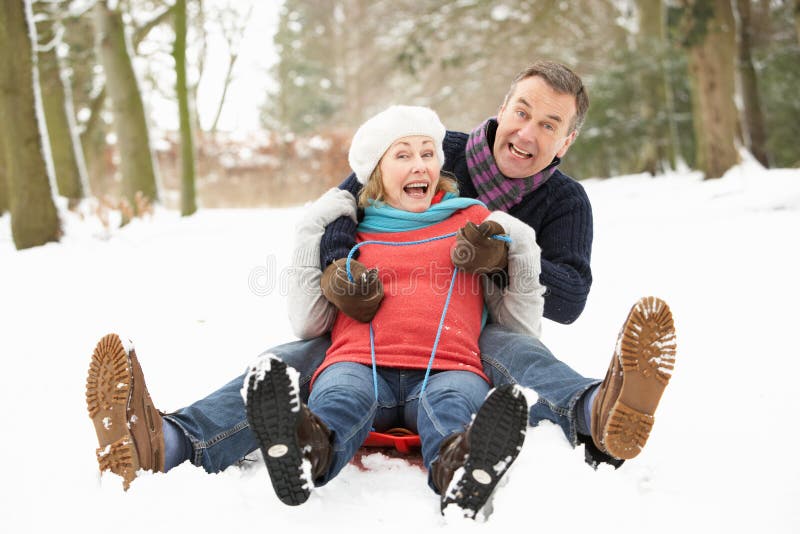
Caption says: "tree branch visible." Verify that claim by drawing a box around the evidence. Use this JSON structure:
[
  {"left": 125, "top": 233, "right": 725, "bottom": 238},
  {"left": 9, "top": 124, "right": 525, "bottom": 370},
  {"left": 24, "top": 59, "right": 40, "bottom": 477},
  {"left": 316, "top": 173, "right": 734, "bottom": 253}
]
[{"left": 132, "top": 5, "right": 175, "bottom": 48}]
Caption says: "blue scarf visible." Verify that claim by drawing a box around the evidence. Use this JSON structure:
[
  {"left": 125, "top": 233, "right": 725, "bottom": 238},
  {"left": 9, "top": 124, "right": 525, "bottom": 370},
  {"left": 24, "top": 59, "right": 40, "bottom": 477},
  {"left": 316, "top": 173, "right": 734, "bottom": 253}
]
[{"left": 359, "top": 193, "right": 486, "bottom": 233}]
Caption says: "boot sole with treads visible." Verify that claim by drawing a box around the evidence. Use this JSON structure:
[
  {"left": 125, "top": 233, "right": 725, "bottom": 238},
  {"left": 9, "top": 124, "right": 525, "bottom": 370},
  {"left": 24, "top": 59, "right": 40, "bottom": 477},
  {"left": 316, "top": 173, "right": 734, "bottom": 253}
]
[
  {"left": 441, "top": 384, "right": 528, "bottom": 519},
  {"left": 244, "top": 355, "right": 311, "bottom": 506}
]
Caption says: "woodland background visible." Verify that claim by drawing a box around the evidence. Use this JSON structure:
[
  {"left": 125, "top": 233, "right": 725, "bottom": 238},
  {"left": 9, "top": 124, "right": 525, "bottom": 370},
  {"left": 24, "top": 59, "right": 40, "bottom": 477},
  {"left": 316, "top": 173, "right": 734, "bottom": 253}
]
[{"left": 1, "top": 0, "right": 798, "bottom": 251}]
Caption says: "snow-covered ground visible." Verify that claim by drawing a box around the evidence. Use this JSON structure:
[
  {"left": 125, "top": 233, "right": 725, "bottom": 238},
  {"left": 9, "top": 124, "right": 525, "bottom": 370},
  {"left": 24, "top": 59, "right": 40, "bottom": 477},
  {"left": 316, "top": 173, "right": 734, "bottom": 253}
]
[{"left": 1, "top": 161, "right": 799, "bottom": 533}]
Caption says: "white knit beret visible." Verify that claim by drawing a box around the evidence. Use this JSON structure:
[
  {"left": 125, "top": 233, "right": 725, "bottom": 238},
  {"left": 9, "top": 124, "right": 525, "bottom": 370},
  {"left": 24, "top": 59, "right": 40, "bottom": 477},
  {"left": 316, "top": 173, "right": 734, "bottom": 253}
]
[{"left": 348, "top": 105, "right": 446, "bottom": 185}]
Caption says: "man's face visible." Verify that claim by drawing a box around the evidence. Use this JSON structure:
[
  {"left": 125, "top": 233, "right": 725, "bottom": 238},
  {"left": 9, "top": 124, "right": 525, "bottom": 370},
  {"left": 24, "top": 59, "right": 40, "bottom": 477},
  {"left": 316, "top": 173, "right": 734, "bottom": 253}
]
[{"left": 493, "top": 75, "right": 578, "bottom": 179}]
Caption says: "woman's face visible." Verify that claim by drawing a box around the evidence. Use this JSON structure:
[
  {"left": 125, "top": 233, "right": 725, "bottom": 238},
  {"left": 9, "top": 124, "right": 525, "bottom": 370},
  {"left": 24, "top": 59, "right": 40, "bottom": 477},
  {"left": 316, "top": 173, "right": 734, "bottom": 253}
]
[{"left": 378, "top": 135, "right": 440, "bottom": 213}]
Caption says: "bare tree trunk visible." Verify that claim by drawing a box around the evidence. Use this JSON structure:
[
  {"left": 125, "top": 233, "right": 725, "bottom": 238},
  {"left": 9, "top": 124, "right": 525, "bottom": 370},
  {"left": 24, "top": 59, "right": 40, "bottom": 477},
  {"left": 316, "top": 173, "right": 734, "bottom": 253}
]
[
  {"left": 636, "top": 0, "right": 676, "bottom": 174},
  {"left": 684, "top": 0, "right": 739, "bottom": 179},
  {"left": 80, "top": 86, "right": 110, "bottom": 192},
  {"left": 795, "top": 0, "right": 800, "bottom": 46},
  {"left": 734, "top": 0, "right": 770, "bottom": 167},
  {"left": 78, "top": 8, "right": 170, "bottom": 197},
  {"left": 93, "top": 0, "right": 159, "bottom": 209},
  {"left": 36, "top": 7, "right": 90, "bottom": 204},
  {"left": 0, "top": 147, "right": 8, "bottom": 215},
  {"left": 209, "top": 54, "right": 237, "bottom": 134},
  {"left": 0, "top": 0, "right": 61, "bottom": 249},
  {"left": 190, "top": 0, "right": 206, "bottom": 137},
  {"left": 206, "top": 4, "right": 253, "bottom": 134},
  {"left": 174, "top": 0, "right": 196, "bottom": 216},
  {"left": 209, "top": 53, "right": 239, "bottom": 135},
  {"left": 342, "top": 0, "right": 366, "bottom": 126},
  {"left": 208, "top": 3, "right": 252, "bottom": 133}
]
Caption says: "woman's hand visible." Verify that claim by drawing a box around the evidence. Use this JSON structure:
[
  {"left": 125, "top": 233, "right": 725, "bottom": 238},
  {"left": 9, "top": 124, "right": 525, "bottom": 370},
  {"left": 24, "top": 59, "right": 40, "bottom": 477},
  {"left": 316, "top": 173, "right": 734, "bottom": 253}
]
[
  {"left": 320, "top": 258, "right": 384, "bottom": 322},
  {"left": 450, "top": 220, "right": 508, "bottom": 273}
]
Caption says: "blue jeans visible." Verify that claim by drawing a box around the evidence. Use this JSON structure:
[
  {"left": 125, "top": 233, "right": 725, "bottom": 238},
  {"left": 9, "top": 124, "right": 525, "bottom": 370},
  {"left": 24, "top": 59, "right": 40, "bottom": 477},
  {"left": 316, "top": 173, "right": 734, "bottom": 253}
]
[
  {"left": 309, "top": 362, "right": 488, "bottom": 489},
  {"left": 165, "top": 326, "right": 598, "bottom": 473},
  {"left": 478, "top": 324, "right": 600, "bottom": 447},
  {"left": 164, "top": 337, "right": 330, "bottom": 473}
]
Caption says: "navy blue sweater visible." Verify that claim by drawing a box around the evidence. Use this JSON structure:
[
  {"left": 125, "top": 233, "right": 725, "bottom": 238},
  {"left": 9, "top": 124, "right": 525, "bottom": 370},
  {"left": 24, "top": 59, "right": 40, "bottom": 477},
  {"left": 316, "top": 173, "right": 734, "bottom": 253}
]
[{"left": 320, "top": 130, "right": 594, "bottom": 324}]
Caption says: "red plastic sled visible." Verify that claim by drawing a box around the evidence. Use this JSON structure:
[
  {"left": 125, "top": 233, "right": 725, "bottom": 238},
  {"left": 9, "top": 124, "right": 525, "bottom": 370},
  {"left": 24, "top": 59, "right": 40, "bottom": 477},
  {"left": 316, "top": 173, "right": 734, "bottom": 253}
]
[{"left": 362, "top": 428, "right": 421, "bottom": 454}]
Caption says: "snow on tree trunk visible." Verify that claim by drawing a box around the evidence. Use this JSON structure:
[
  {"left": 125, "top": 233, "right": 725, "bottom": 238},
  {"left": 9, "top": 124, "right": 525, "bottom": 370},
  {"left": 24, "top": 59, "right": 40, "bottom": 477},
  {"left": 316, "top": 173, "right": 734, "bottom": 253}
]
[
  {"left": 36, "top": 6, "right": 90, "bottom": 204},
  {"left": 734, "top": 0, "right": 770, "bottom": 167},
  {"left": 0, "top": 0, "right": 61, "bottom": 250},
  {"left": 93, "top": 0, "right": 159, "bottom": 210}
]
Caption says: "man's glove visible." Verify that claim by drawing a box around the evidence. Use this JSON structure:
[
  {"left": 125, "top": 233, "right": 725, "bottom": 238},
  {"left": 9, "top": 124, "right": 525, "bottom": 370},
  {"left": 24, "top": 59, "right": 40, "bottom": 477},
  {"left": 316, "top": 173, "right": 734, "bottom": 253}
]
[
  {"left": 450, "top": 220, "right": 509, "bottom": 273},
  {"left": 302, "top": 188, "right": 358, "bottom": 232},
  {"left": 320, "top": 258, "right": 384, "bottom": 323}
]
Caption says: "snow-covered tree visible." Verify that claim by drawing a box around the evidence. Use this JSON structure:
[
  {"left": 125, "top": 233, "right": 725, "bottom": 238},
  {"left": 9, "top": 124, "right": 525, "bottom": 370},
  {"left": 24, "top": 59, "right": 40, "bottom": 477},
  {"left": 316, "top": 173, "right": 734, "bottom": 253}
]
[
  {"left": 92, "top": 0, "right": 160, "bottom": 209},
  {"left": 734, "top": 0, "right": 770, "bottom": 167},
  {"left": 0, "top": 0, "right": 61, "bottom": 249},
  {"left": 35, "top": 0, "right": 90, "bottom": 205}
]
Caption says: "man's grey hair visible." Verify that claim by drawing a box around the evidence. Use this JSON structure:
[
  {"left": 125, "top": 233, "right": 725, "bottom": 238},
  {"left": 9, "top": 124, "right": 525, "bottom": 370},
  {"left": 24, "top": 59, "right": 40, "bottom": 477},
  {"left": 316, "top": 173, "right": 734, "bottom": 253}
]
[{"left": 504, "top": 60, "right": 589, "bottom": 134}]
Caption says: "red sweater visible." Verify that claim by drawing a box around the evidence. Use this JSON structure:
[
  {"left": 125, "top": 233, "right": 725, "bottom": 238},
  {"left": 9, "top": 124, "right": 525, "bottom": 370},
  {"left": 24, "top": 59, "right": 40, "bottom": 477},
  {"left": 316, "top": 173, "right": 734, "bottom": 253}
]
[{"left": 313, "top": 204, "right": 491, "bottom": 387}]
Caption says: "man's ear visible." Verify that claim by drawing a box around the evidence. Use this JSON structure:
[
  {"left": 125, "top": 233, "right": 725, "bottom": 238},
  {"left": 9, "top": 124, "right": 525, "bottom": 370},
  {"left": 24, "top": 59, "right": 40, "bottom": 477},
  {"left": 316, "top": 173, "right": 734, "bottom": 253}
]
[
  {"left": 496, "top": 103, "right": 506, "bottom": 120},
  {"left": 556, "top": 130, "right": 578, "bottom": 158}
]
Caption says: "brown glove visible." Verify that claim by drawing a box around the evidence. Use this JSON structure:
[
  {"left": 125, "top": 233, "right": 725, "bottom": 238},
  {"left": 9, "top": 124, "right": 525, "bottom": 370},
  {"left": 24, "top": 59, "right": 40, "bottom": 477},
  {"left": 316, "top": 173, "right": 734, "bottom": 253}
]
[
  {"left": 320, "top": 258, "right": 384, "bottom": 323},
  {"left": 450, "top": 220, "right": 509, "bottom": 273}
]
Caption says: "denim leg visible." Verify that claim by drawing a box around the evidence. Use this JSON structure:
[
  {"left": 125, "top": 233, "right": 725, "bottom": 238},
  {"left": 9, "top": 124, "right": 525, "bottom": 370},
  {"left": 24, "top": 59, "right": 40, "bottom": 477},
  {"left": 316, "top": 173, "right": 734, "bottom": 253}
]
[
  {"left": 272, "top": 335, "right": 331, "bottom": 403},
  {"left": 410, "top": 371, "right": 490, "bottom": 478},
  {"left": 165, "top": 336, "right": 331, "bottom": 473},
  {"left": 371, "top": 368, "right": 406, "bottom": 432},
  {"left": 308, "top": 362, "right": 384, "bottom": 485},
  {"left": 479, "top": 324, "right": 600, "bottom": 446}
]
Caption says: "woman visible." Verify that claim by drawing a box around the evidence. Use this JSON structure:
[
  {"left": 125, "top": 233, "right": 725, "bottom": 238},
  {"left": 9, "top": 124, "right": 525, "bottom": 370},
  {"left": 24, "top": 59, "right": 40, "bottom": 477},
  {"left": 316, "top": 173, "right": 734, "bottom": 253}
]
[{"left": 244, "top": 106, "right": 545, "bottom": 519}]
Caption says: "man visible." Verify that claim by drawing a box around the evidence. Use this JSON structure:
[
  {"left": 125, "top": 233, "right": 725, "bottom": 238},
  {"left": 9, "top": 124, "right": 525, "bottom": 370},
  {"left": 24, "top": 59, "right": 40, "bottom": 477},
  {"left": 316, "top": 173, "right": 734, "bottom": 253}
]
[{"left": 86, "top": 61, "right": 677, "bottom": 495}]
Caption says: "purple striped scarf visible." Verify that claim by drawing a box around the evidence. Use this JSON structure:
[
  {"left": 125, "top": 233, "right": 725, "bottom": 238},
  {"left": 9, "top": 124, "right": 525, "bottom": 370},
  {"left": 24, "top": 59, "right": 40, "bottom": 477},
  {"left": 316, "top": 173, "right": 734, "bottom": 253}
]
[{"left": 466, "top": 117, "right": 557, "bottom": 212}]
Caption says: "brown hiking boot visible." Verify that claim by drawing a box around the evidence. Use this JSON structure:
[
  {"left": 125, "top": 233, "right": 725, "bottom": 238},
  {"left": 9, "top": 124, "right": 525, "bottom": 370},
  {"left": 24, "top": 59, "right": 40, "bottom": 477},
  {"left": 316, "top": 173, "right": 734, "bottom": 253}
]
[
  {"left": 591, "top": 296, "right": 677, "bottom": 460},
  {"left": 244, "top": 354, "right": 333, "bottom": 506},
  {"left": 430, "top": 432, "right": 468, "bottom": 496},
  {"left": 86, "top": 334, "right": 165, "bottom": 490}
]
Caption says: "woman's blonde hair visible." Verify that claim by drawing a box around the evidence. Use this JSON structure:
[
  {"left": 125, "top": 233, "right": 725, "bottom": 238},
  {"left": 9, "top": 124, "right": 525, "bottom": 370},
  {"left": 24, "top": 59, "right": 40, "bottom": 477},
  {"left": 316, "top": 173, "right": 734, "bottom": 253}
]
[{"left": 358, "top": 168, "right": 459, "bottom": 208}]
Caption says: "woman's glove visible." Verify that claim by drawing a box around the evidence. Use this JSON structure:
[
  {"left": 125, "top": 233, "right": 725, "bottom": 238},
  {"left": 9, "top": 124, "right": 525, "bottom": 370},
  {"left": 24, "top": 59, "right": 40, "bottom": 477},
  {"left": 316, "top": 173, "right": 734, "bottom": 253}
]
[
  {"left": 450, "top": 220, "right": 509, "bottom": 273},
  {"left": 320, "top": 258, "right": 384, "bottom": 323}
]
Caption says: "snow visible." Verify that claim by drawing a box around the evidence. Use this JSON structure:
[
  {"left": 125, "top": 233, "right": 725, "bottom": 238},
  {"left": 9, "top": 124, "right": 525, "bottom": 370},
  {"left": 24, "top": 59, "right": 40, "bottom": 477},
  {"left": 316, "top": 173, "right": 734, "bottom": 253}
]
[
  {"left": 1, "top": 161, "right": 800, "bottom": 532},
  {"left": 242, "top": 353, "right": 301, "bottom": 414}
]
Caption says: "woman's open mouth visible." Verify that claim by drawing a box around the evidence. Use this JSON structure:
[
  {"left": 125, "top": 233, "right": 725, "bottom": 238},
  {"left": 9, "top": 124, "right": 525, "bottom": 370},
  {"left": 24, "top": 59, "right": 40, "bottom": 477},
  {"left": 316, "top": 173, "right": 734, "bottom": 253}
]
[{"left": 403, "top": 182, "right": 429, "bottom": 198}]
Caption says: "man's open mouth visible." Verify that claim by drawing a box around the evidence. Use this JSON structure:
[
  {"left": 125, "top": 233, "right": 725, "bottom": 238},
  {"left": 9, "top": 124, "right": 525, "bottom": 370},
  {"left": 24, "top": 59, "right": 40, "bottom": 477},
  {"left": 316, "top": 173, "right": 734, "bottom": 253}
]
[{"left": 509, "top": 143, "right": 532, "bottom": 159}]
